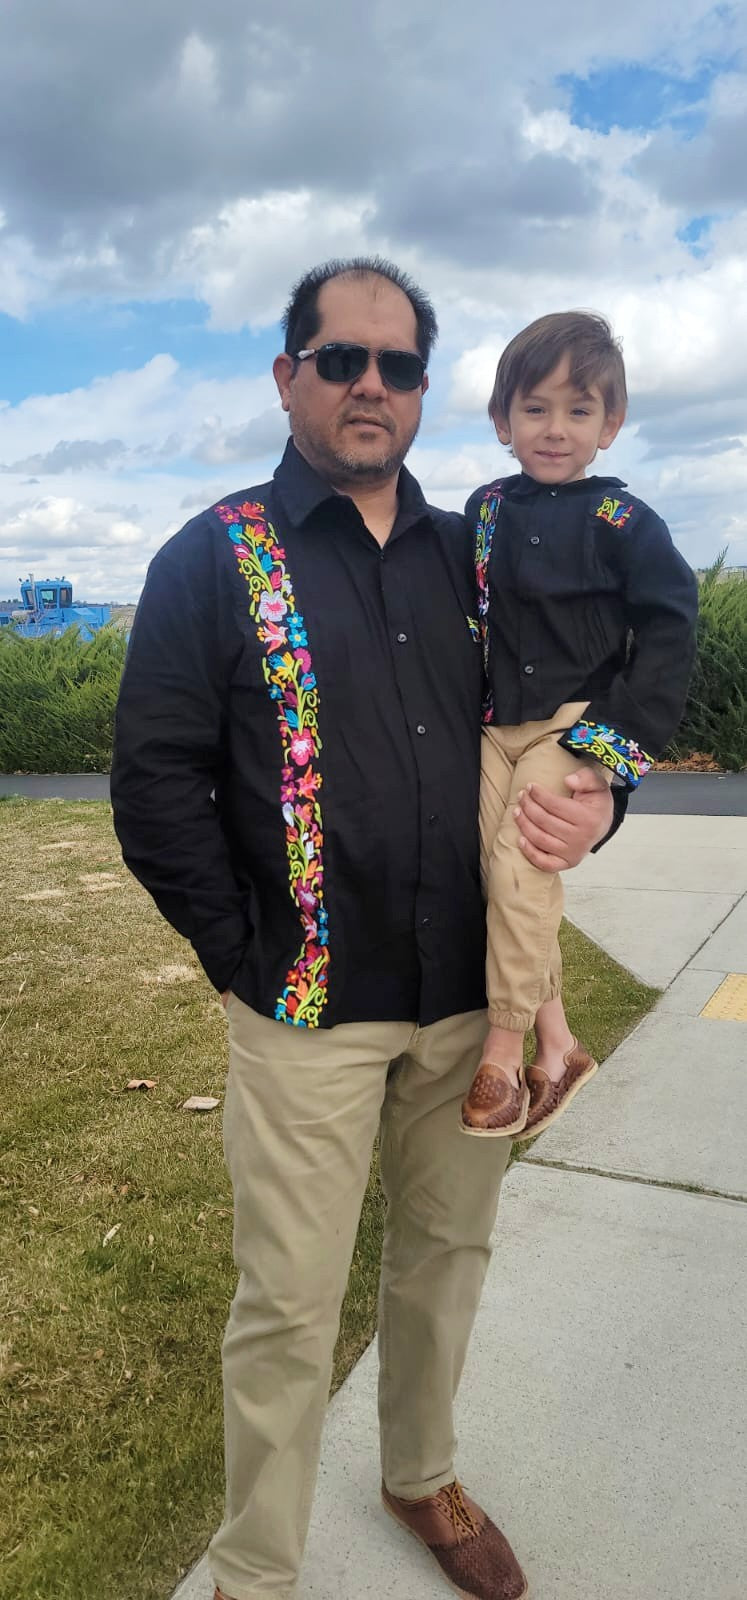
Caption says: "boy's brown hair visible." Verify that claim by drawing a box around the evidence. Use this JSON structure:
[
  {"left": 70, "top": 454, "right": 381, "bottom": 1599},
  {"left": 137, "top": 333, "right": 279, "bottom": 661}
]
[{"left": 488, "top": 311, "right": 627, "bottom": 422}]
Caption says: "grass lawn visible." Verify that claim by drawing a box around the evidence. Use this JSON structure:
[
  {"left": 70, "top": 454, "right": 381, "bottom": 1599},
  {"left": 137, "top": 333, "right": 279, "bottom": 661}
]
[{"left": 0, "top": 799, "right": 658, "bottom": 1600}]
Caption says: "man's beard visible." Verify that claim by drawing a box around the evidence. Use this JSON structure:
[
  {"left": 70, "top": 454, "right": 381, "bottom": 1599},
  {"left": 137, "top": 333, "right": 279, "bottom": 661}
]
[
  {"left": 292, "top": 411, "right": 421, "bottom": 488},
  {"left": 331, "top": 439, "right": 410, "bottom": 481}
]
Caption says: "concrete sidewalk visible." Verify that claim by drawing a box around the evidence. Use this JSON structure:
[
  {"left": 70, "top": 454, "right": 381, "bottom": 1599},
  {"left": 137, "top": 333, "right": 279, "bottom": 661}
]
[{"left": 175, "top": 813, "right": 746, "bottom": 1600}]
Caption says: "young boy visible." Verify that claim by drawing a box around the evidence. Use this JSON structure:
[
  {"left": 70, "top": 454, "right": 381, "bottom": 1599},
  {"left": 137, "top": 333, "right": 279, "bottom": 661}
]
[{"left": 461, "top": 311, "right": 698, "bottom": 1139}]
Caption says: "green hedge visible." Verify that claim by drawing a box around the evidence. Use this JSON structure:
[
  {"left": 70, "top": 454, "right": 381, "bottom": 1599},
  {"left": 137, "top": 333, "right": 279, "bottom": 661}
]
[
  {"left": 0, "top": 626, "right": 127, "bottom": 773},
  {"left": 666, "top": 556, "right": 747, "bottom": 772},
  {"left": 1, "top": 564, "right": 745, "bottom": 773}
]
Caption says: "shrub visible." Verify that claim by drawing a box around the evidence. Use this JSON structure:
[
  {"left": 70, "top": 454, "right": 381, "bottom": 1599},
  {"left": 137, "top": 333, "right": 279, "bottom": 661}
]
[
  {"left": 666, "top": 554, "right": 747, "bottom": 772},
  {"left": 1, "top": 563, "right": 745, "bottom": 773},
  {"left": 0, "top": 625, "right": 127, "bottom": 773}
]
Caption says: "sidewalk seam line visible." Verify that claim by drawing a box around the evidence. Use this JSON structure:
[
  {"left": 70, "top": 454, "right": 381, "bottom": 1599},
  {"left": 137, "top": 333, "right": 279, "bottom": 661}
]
[
  {"left": 665, "top": 885, "right": 747, "bottom": 988},
  {"left": 567, "top": 885, "right": 746, "bottom": 992},
  {"left": 519, "top": 1155, "right": 746, "bottom": 1204}
]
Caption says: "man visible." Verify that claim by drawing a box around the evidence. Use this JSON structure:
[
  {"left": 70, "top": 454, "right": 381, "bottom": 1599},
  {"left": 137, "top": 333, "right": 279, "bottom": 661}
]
[{"left": 111, "top": 258, "right": 620, "bottom": 1600}]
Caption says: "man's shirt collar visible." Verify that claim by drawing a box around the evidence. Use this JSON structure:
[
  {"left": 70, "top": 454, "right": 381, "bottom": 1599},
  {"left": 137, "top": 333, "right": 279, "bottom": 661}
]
[{"left": 273, "top": 435, "right": 430, "bottom": 536}]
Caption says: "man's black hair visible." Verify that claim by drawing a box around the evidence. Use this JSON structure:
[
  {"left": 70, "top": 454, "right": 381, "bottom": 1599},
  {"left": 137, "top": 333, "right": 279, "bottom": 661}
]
[{"left": 282, "top": 257, "right": 438, "bottom": 364}]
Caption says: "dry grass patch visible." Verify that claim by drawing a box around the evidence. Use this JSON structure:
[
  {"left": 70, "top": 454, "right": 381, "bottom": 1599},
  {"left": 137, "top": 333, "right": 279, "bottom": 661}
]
[{"left": 0, "top": 798, "right": 655, "bottom": 1600}]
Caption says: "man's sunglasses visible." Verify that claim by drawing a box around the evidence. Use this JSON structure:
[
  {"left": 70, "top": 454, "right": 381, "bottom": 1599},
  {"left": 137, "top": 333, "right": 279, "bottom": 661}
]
[{"left": 294, "top": 343, "right": 426, "bottom": 392}]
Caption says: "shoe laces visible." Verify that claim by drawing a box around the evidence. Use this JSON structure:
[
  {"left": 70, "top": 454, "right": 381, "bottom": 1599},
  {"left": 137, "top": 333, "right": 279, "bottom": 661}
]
[{"left": 437, "top": 1479, "right": 482, "bottom": 1542}]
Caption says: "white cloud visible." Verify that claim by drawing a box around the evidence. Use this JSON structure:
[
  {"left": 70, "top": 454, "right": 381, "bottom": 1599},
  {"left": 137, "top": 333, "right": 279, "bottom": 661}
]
[
  {"left": 0, "top": 356, "right": 277, "bottom": 464},
  {"left": 0, "top": 0, "right": 746, "bottom": 588},
  {"left": 0, "top": 359, "right": 285, "bottom": 598},
  {"left": 176, "top": 192, "right": 375, "bottom": 332}
]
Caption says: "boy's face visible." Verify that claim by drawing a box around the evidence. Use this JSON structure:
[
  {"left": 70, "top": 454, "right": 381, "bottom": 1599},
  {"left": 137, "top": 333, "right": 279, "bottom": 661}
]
[{"left": 493, "top": 353, "right": 624, "bottom": 485}]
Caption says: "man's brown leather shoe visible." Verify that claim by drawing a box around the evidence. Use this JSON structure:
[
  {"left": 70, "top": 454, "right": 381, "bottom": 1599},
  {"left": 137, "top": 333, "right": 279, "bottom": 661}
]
[
  {"left": 513, "top": 1039, "right": 597, "bottom": 1141},
  {"left": 382, "top": 1478, "right": 527, "bottom": 1599}
]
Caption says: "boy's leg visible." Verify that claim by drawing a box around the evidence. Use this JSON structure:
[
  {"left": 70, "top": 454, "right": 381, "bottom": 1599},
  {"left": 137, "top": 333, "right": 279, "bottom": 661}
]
[
  {"left": 478, "top": 723, "right": 514, "bottom": 901},
  {"left": 463, "top": 727, "right": 528, "bottom": 1132},
  {"left": 465, "top": 704, "right": 602, "bottom": 1134},
  {"left": 209, "top": 998, "right": 414, "bottom": 1600},
  {"left": 482, "top": 703, "right": 593, "bottom": 1033}
]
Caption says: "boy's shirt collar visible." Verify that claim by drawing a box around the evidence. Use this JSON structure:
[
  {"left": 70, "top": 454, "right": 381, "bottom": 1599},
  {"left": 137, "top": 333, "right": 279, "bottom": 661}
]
[{"left": 504, "top": 471, "right": 627, "bottom": 499}]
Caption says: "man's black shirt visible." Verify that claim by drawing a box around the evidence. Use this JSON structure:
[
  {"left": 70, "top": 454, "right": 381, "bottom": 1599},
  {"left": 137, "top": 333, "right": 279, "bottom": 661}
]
[
  {"left": 112, "top": 443, "right": 626, "bottom": 1029},
  {"left": 112, "top": 440, "right": 491, "bottom": 1026}
]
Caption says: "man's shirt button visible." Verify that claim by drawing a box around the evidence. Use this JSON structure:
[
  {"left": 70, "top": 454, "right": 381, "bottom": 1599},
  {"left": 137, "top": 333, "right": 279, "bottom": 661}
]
[
  {"left": 420, "top": 915, "right": 431, "bottom": 927},
  {"left": 550, "top": 488, "right": 558, "bottom": 496},
  {"left": 530, "top": 536, "right": 540, "bottom": 545},
  {"left": 523, "top": 664, "right": 535, "bottom": 675},
  {"left": 428, "top": 813, "right": 439, "bottom": 825},
  {"left": 416, "top": 724, "right": 427, "bottom": 735},
  {"left": 397, "top": 632, "right": 408, "bottom": 643}
]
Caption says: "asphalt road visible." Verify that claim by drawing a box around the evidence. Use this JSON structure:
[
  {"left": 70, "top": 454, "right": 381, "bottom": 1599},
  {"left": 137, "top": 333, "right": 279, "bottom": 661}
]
[
  {"left": 0, "top": 773, "right": 112, "bottom": 800},
  {"left": 1, "top": 770, "right": 746, "bottom": 815},
  {"left": 629, "top": 771, "right": 747, "bottom": 815}
]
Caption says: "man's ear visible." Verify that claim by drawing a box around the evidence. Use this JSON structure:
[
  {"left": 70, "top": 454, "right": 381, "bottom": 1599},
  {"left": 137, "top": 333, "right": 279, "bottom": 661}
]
[
  {"left": 273, "top": 353, "right": 295, "bottom": 413},
  {"left": 492, "top": 411, "right": 512, "bottom": 448},
  {"left": 422, "top": 372, "right": 429, "bottom": 396},
  {"left": 598, "top": 411, "right": 625, "bottom": 451}
]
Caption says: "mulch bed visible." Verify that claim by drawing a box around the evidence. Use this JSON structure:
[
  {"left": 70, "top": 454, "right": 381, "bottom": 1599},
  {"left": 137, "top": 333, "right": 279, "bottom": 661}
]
[{"left": 653, "top": 752, "right": 723, "bottom": 772}]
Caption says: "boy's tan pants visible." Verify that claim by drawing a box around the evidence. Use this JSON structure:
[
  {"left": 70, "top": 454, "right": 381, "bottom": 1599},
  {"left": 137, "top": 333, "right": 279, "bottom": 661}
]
[
  {"left": 480, "top": 701, "right": 608, "bottom": 1033},
  {"left": 208, "top": 997, "right": 510, "bottom": 1600}
]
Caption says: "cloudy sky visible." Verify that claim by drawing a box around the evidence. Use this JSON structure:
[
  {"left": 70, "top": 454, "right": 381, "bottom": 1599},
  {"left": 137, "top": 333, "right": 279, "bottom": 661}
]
[{"left": 1, "top": 1, "right": 746, "bottom": 600}]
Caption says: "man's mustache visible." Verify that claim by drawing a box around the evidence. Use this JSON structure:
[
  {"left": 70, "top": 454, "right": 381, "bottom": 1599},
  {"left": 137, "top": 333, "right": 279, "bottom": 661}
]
[{"left": 340, "top": 410, "right": 396, "bottom": 434}]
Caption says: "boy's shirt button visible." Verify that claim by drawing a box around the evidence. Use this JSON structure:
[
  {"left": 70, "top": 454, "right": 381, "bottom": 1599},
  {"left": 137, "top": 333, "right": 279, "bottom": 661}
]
[{"left": 530, "top": 536, "right": 540, "bottom": 545}]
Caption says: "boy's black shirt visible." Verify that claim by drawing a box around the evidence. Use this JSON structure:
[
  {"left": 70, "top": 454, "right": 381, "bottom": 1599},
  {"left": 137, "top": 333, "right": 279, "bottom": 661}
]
[
  {"left": 466, "top": 472, "right": 698, "bottom": 767},
  {"left": 111, "top": 443, "right": 626, "bottom": 1026}
]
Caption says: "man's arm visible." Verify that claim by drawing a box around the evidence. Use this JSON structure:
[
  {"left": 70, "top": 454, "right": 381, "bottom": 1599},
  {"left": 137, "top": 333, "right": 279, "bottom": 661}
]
[
  {"left": 514, "top": 763, "right": 625, "bottom": 873},
  {"left": 111, "top": 535, "right": 250, "bottom": 992}
]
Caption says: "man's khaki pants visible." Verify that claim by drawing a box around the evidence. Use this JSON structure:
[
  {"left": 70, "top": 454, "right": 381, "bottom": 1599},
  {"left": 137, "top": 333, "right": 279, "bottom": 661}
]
[
  {"left": 480, "top": 701, "right": 608, "bottom": 1032},
  {"left": 208, "top": 999, "right": 511, "bottom": 1599}
]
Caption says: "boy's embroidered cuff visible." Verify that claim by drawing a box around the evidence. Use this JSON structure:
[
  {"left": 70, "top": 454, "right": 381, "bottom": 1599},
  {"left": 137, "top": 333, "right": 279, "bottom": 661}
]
[{"left": 558, "top": 719, "right": 653, "bottom": 790}]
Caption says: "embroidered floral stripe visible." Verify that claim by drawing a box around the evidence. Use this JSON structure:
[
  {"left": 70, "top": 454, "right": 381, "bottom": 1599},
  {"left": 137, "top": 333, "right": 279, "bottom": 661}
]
[
  {"left": 474, "top": 487, "right": 503, "bottom": 725},
  {"left": 215, "top": 499, "right": 330, "bottom": 1027},
  {"left": 559, "top": 719, "right": 653, "bottom": 789}
]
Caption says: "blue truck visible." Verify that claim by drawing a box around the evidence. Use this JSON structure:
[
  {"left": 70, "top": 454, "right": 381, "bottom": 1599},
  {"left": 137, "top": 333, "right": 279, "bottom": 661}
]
[{"left": 0, "top": 577, "right": 111, "bottom": 640}]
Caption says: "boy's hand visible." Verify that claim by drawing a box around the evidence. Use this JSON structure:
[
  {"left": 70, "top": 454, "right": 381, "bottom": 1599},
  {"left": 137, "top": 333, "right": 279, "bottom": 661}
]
[{"left": 514, "top": 766, "right": 613, "bottom": 872}]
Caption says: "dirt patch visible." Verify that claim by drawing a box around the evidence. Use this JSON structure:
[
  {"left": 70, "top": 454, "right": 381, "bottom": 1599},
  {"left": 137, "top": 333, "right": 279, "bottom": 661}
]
[
  {"left": 138, "top": 964, "right": 199, "bottom": 985},
  {"left": 78, "top": 873, "right": 124, "bottom": 894}
]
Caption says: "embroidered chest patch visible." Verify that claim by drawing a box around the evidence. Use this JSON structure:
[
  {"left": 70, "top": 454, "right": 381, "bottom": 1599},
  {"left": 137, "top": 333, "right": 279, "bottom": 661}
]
[
  {"left": 215, "top": 500, "right": 330, "bottom": 1027},
  {"left": 595, "top": 496, "right": 633, "bottom": 528}
]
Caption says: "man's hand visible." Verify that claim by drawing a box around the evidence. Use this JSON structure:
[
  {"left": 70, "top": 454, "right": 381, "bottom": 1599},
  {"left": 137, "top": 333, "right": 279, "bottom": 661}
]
[
  {"left": 514, "top": 764, "right": 613, "bottom": 873},
  {"left": 220, "top": 990, "right": 230, "bottom": 1009}
]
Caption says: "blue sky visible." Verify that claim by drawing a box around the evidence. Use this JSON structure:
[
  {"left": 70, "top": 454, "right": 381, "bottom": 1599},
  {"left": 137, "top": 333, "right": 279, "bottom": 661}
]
[
  {"left": 560, "top": 60, "right": 720, "bottom": 134},
  {"left": 1, "top": 2, "right": 745, "bottom": 599}
]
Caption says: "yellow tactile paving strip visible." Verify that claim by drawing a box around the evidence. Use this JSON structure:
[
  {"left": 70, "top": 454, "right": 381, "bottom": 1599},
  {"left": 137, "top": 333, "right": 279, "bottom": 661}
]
[{"left": 700, "top": 974, "right": 747, "bottom": 1022}]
